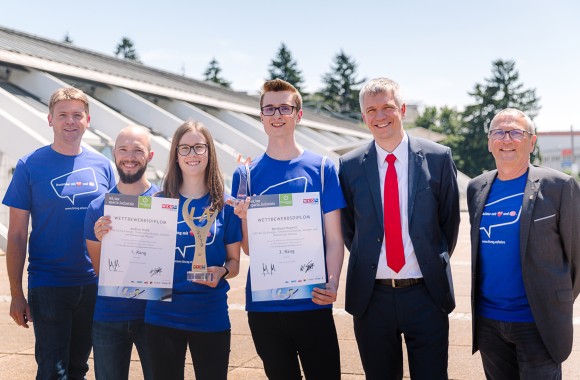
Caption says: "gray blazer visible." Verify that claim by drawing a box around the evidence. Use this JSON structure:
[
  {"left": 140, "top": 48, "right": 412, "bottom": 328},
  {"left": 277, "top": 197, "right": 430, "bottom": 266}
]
[
  {"left": 467, "top": 164, "right": 580, "bottom": 363},
  {"left": 339, "top": 136, "right": 460, "bottom": 317}
]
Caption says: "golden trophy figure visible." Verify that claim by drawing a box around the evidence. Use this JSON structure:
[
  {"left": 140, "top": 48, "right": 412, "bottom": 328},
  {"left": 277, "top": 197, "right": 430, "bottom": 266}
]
[{"left": 181, "top": 198, "right": 219, "bottom": 282}]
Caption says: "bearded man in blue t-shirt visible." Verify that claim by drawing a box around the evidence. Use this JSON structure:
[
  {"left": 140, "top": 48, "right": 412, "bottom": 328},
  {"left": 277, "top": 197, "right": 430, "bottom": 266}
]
[
  {"left": 3, "top": 87, "right": 115, "bottom": 379},
  {"left": 85, "top": 125, "right": 157, "bottom": 380}
]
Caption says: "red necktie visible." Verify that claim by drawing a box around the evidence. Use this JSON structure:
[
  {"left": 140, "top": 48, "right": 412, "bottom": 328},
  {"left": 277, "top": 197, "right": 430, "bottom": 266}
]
[{"left": 384, "top": 154, "right": 405, "bottom": 273}]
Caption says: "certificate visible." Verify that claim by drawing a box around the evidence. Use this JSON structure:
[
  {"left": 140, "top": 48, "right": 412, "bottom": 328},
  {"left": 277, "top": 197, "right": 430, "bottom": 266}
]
[
  {"left": 247, "top": 192, "right": 326, "bottom": 301},
  {"left": 99, "top": 194, "right": 178, "bottom": 301}
]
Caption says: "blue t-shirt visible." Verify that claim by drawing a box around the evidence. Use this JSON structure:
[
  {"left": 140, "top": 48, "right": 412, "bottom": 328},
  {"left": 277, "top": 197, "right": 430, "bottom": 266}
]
[
  {"left": 145, "top": 193, "right": 242, "bottom": 332},
  {"left": 477, "top": 172, "right": 534, "bottom": 322},
  {"left": 231, "top": 150, "right": 346, "bottom": 312},
  {"left": 2, "top": 146, "right": 115, "bottom": 288},
  {"left": 84, "top": 184, "right": 160, "bottom": 322}
]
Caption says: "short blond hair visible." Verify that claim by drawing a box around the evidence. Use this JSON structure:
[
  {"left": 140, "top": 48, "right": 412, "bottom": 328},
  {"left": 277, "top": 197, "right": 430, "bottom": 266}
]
[{"left": 49, "top": 87, "right": 89, "bottom": 114}]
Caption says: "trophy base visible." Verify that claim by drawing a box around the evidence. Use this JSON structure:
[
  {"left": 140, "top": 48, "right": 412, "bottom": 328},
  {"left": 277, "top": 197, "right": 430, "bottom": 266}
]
[{"left": 187, "top": 271, "right": 214, "bottom": 282}]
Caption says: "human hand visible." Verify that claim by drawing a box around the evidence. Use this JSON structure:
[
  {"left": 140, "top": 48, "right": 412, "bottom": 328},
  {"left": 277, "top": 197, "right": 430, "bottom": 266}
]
[
  {"left": 230, "top": 196, "right": 250, "bottom": 219},
  {"left": 193, "top": 266, "right": 226, "bottom": 288},
  {"left": 94, "top": 216, "right": 112, "bottom": 242},
  {"left": 10, "top": 295, "right": 31, "bottom": 328},
  {"left": 312, "top": 283, "right": 338, "bottom": 305}
]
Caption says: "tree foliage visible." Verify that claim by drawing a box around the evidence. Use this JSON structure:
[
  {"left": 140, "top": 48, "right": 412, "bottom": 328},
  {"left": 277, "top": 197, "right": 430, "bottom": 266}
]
[
  {"left": 457, "top": 59, "right": 540, "bottom": 177},
  {"left": 268, "top": 43, "right": 305, "bottom": 93},
  {"left": 319, "top": 50, "right": 365, "bottom": 117},
  {"left": 114, "top": 37, "right": 142, "bottom": 63},
  {"left": 203, "top": 58, "right": 231, "bottom": 88}
]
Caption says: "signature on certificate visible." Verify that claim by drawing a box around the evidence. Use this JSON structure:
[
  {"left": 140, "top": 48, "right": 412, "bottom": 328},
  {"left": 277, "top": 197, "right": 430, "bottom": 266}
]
[
  {"left": 300, "top": 260, "right": 314, "bottom": 273},
  {"left": 109, "top": 259, "right": 121, "bottom": 272},
  {"left": 262, "top": 263, "right": 276, "bottom": 276},
  {"left": 149, "top": 267, "right": 163, "bottom": 277}
]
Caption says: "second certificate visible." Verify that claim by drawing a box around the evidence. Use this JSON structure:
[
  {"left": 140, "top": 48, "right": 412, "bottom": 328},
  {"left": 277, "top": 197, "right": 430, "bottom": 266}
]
[{"left": 247, "top": 192, "right": 326, "bottom": 301}]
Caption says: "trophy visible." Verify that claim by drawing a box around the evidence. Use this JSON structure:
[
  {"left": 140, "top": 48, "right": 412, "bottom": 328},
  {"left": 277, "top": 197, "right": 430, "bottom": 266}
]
[
  {"left": 237, "top": 169, "right": 248, "bottom": 200},
  {"left": 182, "top": 198, "right": 219, "bottom": 282}
]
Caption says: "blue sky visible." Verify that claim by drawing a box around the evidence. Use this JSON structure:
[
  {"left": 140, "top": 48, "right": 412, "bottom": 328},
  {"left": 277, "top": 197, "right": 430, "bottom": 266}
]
[{"left": 2, "top": 0, "right": 578, "bottom": 132}]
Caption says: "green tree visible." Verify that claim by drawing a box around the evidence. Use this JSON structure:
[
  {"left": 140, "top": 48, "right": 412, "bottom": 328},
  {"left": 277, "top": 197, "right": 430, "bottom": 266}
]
[
  {"left": 267, "top": 43, "right": 305, "bottom": 93},
  {"left": 203, "top": 58, "right": 231, "bottom": 88},
  {"left": 320, "top": 50, "right": 365, "bottom": 117},
  {"left": 415, "top": 106, "right": 462, "bottom": 136},
  {"left": 458, "top": 59, "right": 540, "bottom": 177},
  {"left": 114, "top": 37, "right": 142, "bottom": 63},
  {"left": 414, "top": 106, "right": 465, "bottom": 168}
]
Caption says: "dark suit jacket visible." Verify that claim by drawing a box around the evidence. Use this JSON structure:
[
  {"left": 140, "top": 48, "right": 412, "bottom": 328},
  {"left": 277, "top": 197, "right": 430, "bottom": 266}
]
[
  {"left": 339, "top": 136, "right": 460, "bottom": 317},
  {"left": 467, "top": 165, "right": 580, "bottom": 363}
]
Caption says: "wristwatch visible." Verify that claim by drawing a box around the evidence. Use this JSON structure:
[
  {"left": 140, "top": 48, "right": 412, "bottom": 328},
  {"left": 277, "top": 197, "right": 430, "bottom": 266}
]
[{"left": 220, "top": 266, "right": 230, "bottom": 280}]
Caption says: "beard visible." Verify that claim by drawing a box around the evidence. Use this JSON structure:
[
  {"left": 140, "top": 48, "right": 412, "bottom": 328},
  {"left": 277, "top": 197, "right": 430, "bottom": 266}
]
[{"left": 117, "top": 163, "right": 148, "bottom": 184}]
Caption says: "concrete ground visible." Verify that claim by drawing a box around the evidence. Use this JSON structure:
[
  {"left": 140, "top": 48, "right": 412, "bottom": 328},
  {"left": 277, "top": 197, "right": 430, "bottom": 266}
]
[{"left": 0, "top": 211, "right": 578, "bottom": 379}]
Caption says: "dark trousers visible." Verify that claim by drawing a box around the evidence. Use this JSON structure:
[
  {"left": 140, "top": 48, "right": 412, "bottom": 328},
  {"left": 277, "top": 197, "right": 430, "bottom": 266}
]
[
  {"left": 28, "top": 284, "right": 97, "bottom": 380},
  {"left": 476, "top": 316, "right": 561, "bottom": 380},
  {"left": 353, "top": 282, "right": 449, "bottom": 380},
  {"left": 248, "top": 308, "right": 341, "bottom": 380},
  {"left": 145, "top": 323, "right": 230, "bottom": 380},
  {"left": 92, "top": 319, "right": 153, "bottom": 380}
]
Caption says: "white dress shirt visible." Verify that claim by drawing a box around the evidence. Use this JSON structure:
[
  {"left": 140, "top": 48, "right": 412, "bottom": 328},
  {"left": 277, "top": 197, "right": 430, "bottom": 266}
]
[{"left": 374, "top": 133, "right": 423, "bottom": 279}]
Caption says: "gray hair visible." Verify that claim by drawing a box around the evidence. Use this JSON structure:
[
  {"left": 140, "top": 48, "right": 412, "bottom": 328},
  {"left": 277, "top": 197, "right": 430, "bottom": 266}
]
[
  {"left": 359, "top": 77, "right": 404, "bottom": 112},
  {"left": 490, "top": 108, "right": 536, "bottom": 134}
]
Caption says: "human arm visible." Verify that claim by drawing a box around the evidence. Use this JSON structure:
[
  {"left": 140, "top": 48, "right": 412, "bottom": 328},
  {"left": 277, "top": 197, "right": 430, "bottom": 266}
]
[
  {"left": 338, "top": 158, "right": 355, "bottom": 251},
  {"left": 312, "top": 209, "right": 344, "bottom": 305},
  {"left": 195, "top": 242, "right": 241, "bottom": 288},
  {"left": 6, "top": 207, "right": 31, "bottom": 328},
  {"left": 439, "top": 148, "right": 460, "bottom": 256},
  {"left": 85, "top": 212, "right": 112, "bottom": 276},
  {"left": 232, "top": 197, "right": 250, "bottom": 255},
  {"left": 561, "top": 176, "right": 580, "bottom": 299}
]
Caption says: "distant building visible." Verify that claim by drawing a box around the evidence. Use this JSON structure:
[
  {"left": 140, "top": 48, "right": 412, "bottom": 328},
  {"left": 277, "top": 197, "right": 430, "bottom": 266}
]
[
  {"left": 0, "top": 25, "right": 466, "bottom": 249},
  {"left": 537, "top": 131, "right": 580, "bottom": 176}
]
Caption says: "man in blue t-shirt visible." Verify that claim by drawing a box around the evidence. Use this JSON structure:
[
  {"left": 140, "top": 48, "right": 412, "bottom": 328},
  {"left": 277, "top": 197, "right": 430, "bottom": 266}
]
[
  {"left": 468, "top": 108, "right": 580, "bottom": 379},
  {"left": 231, "top": 79, "right": 346, "bottom": 380},
  {"left": 2, "top": 87, "right": 116, "bottom": 379},
  {"left": 84, "top": 125, "right": 157, "bottom": 380}
]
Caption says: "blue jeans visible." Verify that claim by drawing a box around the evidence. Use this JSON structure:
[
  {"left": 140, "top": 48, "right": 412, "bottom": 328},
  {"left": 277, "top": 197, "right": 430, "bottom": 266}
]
[
  {"left": 92, "top": 320, "right": 153, "bottom": 380},
  {"left": 28, "top": 284, "right": 97, "bottom": 380},
  {"left": 476, "top": 316, "right": 562, "bottom": 380}
]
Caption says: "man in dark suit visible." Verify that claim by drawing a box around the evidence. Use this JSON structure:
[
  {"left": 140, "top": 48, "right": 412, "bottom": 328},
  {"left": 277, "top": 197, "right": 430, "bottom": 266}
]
[
  {"left": 339, "top": 77, "right": 460, "bottom": 380},
  {"left": 467, "top": 108, "right": 580, "bottom": 379}
]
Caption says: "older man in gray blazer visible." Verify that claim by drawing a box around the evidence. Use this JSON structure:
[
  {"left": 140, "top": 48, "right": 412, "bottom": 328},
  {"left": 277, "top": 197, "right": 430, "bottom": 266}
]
[{"left": 467, "top": 108, "right": 580, "bottom": 379}]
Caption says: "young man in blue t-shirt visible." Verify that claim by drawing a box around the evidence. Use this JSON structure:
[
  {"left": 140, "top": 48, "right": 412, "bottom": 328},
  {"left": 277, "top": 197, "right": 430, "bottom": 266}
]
[
  {"left": 2, "top": 87, "right": 116, "bottom": 379},
  {"left": 231, "top": 79, "right": 346, "bottom": 379},
  {"left": 85, "top": 125, "right": 157, "bottom": 380}
]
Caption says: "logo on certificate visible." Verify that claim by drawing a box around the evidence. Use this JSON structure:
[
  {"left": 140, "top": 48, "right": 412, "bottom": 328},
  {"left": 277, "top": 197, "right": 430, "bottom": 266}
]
[
  {"left": 279, "top": 193, "right": 293, "bottom": 207},
  {"left": 138, "top": 196, "right": 152, "bottom": 209}
]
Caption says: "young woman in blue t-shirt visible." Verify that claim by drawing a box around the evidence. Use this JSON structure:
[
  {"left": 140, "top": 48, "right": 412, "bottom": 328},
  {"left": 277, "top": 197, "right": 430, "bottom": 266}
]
[{"left": 145, "top": 121, "right": 242, "bottom": 380}]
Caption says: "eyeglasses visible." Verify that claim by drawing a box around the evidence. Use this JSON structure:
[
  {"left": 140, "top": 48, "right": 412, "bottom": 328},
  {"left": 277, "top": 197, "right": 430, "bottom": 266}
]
[
  {"left": 177, "top": 143, "right": 208, "bottom": 156},
  {"left": 261, "top": 105, "right": 296, "bottom": 116},
  {"left": 488, "top": 129, "right": 534, "bottom": 141}
]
